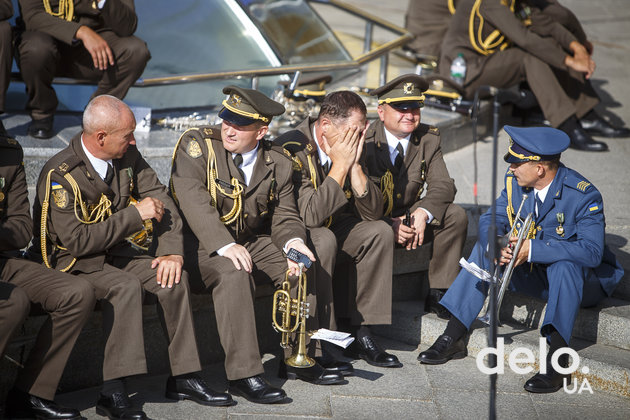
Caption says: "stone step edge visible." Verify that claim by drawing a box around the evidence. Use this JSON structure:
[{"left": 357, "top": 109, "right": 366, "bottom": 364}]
[{"left": 420, "top": 313, "right": 630, "bottom": 399}]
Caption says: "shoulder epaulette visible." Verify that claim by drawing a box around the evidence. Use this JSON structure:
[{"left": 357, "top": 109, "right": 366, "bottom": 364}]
[
  {"left": 416, "top": 123, "right": 440, "bottom": 137},
  {"left": 199, "top": 125, "right": 221, "bottom": 140},
  {"left": 54, "top": 155, "right": 82, "bottom": 175},
  {"left": 567, "top": 179, "right": 592, "bottom": 193},
  {"left": 274, "top": 129, "right": 310, "bottom": 155}
]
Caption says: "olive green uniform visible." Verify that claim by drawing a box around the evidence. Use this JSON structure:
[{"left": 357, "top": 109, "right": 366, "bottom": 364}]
[
  {"left": 17, "top": 0, "right": 150, "bottom": 120},
  {"left": 276, "top": 118, "right": 395, "bottom": 326},
  {"left": 1, "top": 137, "right": 94, "bottom": 400},
  {"left": 364, "top": 120, "right": 468, "bottom": 289},
  {"left": 0, "top": 0, "right": 13, "bottom": 114},
  {"left": 405, "top": 0, "right": 457, "bottom": 57},
  {"left": 32, "top": 134, "right": 201, "bottom": 382},
  {"left": 170, "top": 125, "right": 330, "bottom": 378},
  {"left": 439, "top": 0, "right": 599, "bottom": 127}
]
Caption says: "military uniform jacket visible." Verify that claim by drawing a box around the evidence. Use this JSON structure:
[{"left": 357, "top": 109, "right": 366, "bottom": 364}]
[
  {"left": 0, "top": 0, "right": 13, "bottom": 21},
  {"left": 0, "top": 138, "right": 32, "bottom": 256},
  {"left": 33, "top": 134, "right": 184, "bottom": 274},
  {"left": 275, "top": 118, "right": 383, "bottom": 228},
  {"left": 364, "top": 120, "right": 456, "bottom": 226},
  {"left": 170, "top": 125, "right": 306, "bottom": 255},
  {"left": 440, "top": 0, "right": 578, "bottom": 86},
  {"left": 19, "top": 0, "right": 138, "bottom": 45},
  {"left": 478, "top": 165, "right": 623, "bottom": 296}
]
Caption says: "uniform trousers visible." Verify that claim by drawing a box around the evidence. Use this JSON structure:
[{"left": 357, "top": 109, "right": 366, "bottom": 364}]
[
  {"left": 463, "top": 47, "right": 599, "bottom": 128},
  {"left": 0, "top": 20, "right": 11, "bottom": 113},
  {"left": 330, "top": 218, "right": 394, "bottom": 326},
  {"left": 17, "top": 30, "right": 150, "bottom": 120},
  {"left": 77, "top": 256, "right": 201, "bottom": 382},
  {"left": 1, "top": 258, "right": 95, "bottom": 400},
  {"left": 421, "top": 203, "right": 468, "bottom": 289},
  {"left": 440, "top": 242, "right": 607, "bottom": 345}
]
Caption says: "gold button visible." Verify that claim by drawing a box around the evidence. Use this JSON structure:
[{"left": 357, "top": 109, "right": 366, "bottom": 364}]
[
  {"left": 396, "top": 193, "right": 402, "bottom": 199},
  {"left": 244, "top": 213, "right": 248, "bottom": 219}
]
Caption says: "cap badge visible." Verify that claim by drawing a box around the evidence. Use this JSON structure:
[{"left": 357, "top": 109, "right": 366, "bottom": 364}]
[
  {"left": 403, "top": 83, "right": 414, "bottom": 95},
  {"left": 229, "top": 94, "right": 242, "bottom": 107}
]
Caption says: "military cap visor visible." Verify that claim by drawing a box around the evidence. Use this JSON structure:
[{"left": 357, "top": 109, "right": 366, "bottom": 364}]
[
  {"left": 389, "top": 101, "right": 423, "bottom": 110},
  {"left": 503, "top": 125, "right": 570, "bottom": 163},
  {"left": 220, "top": 85, "right": 285, "bottom": 126},
  {"left": 370, "top": 74, "right": 429, "bottom": 106}
]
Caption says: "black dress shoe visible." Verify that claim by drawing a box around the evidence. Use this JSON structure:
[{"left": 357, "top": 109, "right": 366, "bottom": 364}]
[
  {"left": 418, "top": 334, "right": 467, "bottom": 365},
  {"left": 315, "top": 355, "right": 354, "bottom": 376},
  {"left": 4, "top": 388, "right": 81, "bottom": 419},
  {"left": 279, "top": 361, "right": 346, "bottom": 385},
  {"left": 566, "top": 126, "right": 608, "bottom": 152},
  {"left": 425, "top": 289, "right": 451, "bottom": 320},
  {"left": 524, "top": 354, "right": 570, "bottom": 393},
  {"left": 580, "top": 115, "right": 630, "bottom": 138},
  {"left": 95, "top": 392, "right": 146, "bottom": 420},
  {"left": 228, "top": 375, "right": 287, "bottom": 404},
  {"left": 27, "top": 116, "right": 55, "bottom": 139},
  {"left": 344, "top": 335, "right": 402, "bottom": 368},
  {"left": 165, "top": 375, "right": 234, "bottom": 406}
]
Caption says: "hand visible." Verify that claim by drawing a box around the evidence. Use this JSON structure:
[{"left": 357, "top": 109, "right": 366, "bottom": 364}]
[
  {"left": 326, "top": 125, "right": 361, "bottom": 175},
  {"left": 391, "top": 217, "right": 415, "bottom": 247},
  {"left": 286, "top": 240, "right": 315, "bottom": 276},
  {"left": 151, "top": 255, "right": 183, "bottom": 288},
  {"left": 565, "top": 41, "right": 595, "bottom": 79},
  {"left": 409, "top": 208, "right": 429, "bottom": 250},
  {"left": 223, "top": 244, "right": 253, "bottom": 273},
  {"left": 499, "top": 236, "right": 529, "bottom": 267},
  {"left": 133, "top": 197, "right": 165, "bottom": 222},
  {"left": 352, "top": 121, "right": 370, "bottom": 166},
  {"left": 75, "top": 26, "right": 115, "bottom": 70}
]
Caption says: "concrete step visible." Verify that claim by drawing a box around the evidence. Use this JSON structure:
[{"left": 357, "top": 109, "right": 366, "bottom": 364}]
[{"left": 374, "top": 296, "right": 630, "bottom": 398}]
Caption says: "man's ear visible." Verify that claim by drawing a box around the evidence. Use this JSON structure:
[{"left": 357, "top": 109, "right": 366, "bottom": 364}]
[
  {"left": 376, "top": 104, "right": 385, "bottom": 122},
  {"left": 96, "top": 130, "right": 107, "bottom": 146},
  {"left": 255, "top": 124, "right": 269, "bottom": 141}
]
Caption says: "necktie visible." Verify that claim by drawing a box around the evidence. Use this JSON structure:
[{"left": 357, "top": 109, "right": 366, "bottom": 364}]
[
  {"left": 322, "top": 161, "right": 330, "bottom": 175},
  {"left": 233, "top": 153, "right": 245, "bottom": 180},
  {"left": 394, "top": 142, "right": 404, "bottom": 170},
  {"left": 535, "top": 192, "right": 543, "bottom": 219},
  {"left": 104, "top": 163, "right": 114, "bottom": 185}
]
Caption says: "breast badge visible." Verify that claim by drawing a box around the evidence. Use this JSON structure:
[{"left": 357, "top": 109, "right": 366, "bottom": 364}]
[
  {"left": 187, "top": 139, "right": 202, "bottom": 158},
  {"left": 555, "top": 212, "right": 565, "bottom": 237},
  {"left": 52, "top": 188, "right": 68, "bottom": 209}
]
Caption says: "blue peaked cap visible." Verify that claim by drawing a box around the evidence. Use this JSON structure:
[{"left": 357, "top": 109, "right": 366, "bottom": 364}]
[{"left": 503, "top": 125, "right": 570, "bottom": 163}]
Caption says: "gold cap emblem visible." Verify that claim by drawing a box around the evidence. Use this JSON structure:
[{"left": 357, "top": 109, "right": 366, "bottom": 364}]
[{"left": 403, "top": 83, "right": 415, "bottom": 95}]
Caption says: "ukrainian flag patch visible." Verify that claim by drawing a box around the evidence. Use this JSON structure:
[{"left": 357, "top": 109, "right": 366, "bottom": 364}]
[
  {"left": 51, "top": 182, "right": 63, "bottom": 190},
  {"left": 589, "top": 205, "right": 599, "bottom": 212}
]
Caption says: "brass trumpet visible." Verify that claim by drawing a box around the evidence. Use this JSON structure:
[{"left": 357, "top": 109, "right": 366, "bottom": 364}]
[
  {"left": 126, "top": 197, "right": 153, "bottom": 251},
  {"left": 272, "top": 263, "right": 315, "bottom": 368},
  {"left": 478, "top": 194, "right": 534, "bottom": 326}
]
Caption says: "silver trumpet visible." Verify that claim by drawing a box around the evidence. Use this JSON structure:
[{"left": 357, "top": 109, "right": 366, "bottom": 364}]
[{"left": 477, "top": 194, "right": 534, "bottom": 326}]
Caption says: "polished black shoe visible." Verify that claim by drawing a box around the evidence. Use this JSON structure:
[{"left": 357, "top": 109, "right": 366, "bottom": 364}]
[
  {"left": 315, "top": 355, "right": 354, "bottom": 376},
  {"left": 344, "top": 335, "right": 402, "bottom": 368},
  {"left": 279, "top": 361, "right": 346, "bottom": 385},
  {"left": 580, "top": 115, "right": 630, "bottom": 138},
  {"left": 566, "top": 126, "right": 608, "bottom": 152},
  {"left": 27, "top": 116, "right": 55, "bottom": 139},
  {"left": 4, "top": 388, "right": 81, "bottom": 419},
  {"left": 524, "top": 354, "right": 570, "bottom": 393},
  {"left": 228, "top": 375, "right": 287, "bottom": 404},
  {"left": 95, "top": 392, "right": 146, "bottom": 420},
  {"left": 165, "top": 375, "right": 234, "bottom": 406},
  {"left": 425, "top": 289, "right": 451, "bottom": 320},
  {"left": 418, "top": 334, "right": 467, "bottom": 365}
]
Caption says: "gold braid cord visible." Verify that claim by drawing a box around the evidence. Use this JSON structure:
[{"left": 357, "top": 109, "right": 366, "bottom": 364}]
[
  {"left": 306, "top": 154, "right": 332, "bottom": 228},
  {"left": 41, "top": 169, "right": 112, "bottom": 272},
  {"left": 170, "top": 130, "right": 244, "bottom": 231},
  {"left": 469, "top": 0, "right": 514, "bottom": 56},
  {"left": 506, "top": 176, "right": 537, "bottom": 239},
  {"left": 380, "top": 170, "right": 394, "bottom": 217},
  {"left": 43, "top": 0, "right": 74, "bottom": 21}
]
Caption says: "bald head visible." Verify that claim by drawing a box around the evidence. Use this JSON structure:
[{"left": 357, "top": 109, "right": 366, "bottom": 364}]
[{"left": 82, "top": 95, "right": 137, "bottom": 160}]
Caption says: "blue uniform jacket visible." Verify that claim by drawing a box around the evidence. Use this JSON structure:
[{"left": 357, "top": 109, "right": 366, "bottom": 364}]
[{"left": 478, "top": 164, "right": 623, "bottom": 296}]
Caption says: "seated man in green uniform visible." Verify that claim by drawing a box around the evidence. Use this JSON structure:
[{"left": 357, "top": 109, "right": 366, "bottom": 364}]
[
  {"left": 364, "top": 74, "right": 468, "bottom": 319},
  {"left": 170, "top": 86, "right": 347, "bottom": 402}
]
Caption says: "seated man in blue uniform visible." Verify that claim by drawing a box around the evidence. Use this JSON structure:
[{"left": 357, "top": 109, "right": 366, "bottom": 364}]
[{"left": 418, "top": 125, "right": 623, "bottom": 393}]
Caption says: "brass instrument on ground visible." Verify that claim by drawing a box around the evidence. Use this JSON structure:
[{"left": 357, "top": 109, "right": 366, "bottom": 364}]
[
  {"left": 478, "top": 194, "right": 534, "bottom": 326},
  {"left": 272, "top": 263, "right": 315, "bottom": 368}
]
